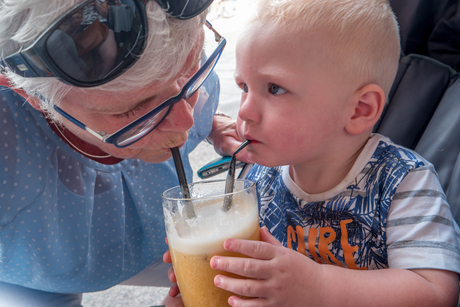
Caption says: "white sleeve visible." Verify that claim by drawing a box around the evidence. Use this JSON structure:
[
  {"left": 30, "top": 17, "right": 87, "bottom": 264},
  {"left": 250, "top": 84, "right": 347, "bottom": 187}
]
[{"left": 386, "top": 164, "right": 460, "bottom": 274}]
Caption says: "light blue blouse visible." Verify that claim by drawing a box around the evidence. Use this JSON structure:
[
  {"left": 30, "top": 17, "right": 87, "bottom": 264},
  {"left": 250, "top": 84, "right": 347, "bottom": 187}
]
[{"left": 0, "top": 71, "right": 219, "bottom": 293}]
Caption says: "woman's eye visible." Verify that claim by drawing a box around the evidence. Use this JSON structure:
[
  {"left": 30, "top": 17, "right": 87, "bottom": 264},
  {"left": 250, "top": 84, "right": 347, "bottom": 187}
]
[
  {"left": 116, "top": 107, "right": 141, "bottom": 119},
  {"left": 242, "top": 83, "right": 248, "bottom": 93},
  {"left": 268, "top": 84, "right": 287, "bottom": 95}
]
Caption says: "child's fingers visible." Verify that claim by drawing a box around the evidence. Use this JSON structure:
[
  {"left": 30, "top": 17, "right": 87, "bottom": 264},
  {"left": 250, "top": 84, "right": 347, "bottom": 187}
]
[
  {"left": 223, "top": 237, "right": 276, "bottom": 260},
  {"left": 228, "top": 296, "right": 268, "bottom": 307},
  {"left": 259, "top": 227, "right": 283, "bottom": 246},
  {"left": 163, "top": 250, "right": 172, "bottom": 263},
  {"left": 210, "top": 255, "right": 272, "bottom": 279},
  {"left": 168, "top": 282, "right": 181, "bottom": 298},
  {"left": 214, "top": 274, "right": 268, "bottom": 299},
  {"left": 167, "top": 265, "right": 177, "bottom": 283}
]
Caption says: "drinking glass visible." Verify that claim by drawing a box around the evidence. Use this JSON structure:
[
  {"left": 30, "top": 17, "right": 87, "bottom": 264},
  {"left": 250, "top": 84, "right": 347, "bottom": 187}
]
[{"left": 162, "top": 179, "right": 260, "bottom": 307}]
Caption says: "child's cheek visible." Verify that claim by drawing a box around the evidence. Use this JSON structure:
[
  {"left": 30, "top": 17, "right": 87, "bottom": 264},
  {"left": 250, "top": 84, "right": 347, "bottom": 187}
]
[{"left": 236, "top": 116, "right": 245, "bottom": 140}]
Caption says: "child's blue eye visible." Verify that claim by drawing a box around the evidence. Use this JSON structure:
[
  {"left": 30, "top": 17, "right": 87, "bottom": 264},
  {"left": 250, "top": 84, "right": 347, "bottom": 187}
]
[
  {"left": 243, "top": 84, "right": 248, "bottom": 93},
  {"left": 268, "top": 84, "right": 287, "bottom": 95}
]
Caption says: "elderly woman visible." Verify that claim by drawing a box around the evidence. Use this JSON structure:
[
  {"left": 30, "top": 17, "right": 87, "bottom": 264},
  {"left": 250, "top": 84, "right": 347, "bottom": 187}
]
[{"left": 0, "top": 0, "right": 243, "bottom": 306}]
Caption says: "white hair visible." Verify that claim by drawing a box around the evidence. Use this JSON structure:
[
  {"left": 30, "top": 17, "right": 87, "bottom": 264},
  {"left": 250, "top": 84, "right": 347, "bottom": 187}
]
[
  {"left": 0, "top": 0, "right": 207, "bottom": 117},
  {"left": 248, "top": 0, "right": 400, "bottom": 97}
]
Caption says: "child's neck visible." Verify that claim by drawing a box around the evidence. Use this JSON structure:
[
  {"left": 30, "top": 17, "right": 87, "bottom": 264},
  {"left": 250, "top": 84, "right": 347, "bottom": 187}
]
[{"left": 289, "top": 138, "right": 368, "bottom": 195}]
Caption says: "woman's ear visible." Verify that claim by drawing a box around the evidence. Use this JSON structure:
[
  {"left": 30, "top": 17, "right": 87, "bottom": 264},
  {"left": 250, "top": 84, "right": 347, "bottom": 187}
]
[
  {"left": 0, "top": 75, "right": 43, "bottom": 111},
  {"left": 345, "top": 84, "right": 385, "bottom": 135}
]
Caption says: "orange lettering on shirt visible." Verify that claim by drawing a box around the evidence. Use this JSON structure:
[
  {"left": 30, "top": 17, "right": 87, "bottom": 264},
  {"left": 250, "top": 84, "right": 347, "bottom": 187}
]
[
  {"left": 287, "top": 225, "right": 296, "bottom": 250},
  {"left": 307, "top": 228, "right": 323, "bottom": 264},
  {"left": 340, "top": 219, "right": 367, "bottom": 270},
  {"left": 295, "top": 225, "right": 306, "bottom": 255},
  {"left": 318, "top": 227, "right": 344, "bottom": 267},
  {"left": 286, "top": 226, "right": 308, "bottom": 256},
  {"left": 286, "top": 221, "right": 368, "bottom": 269}
]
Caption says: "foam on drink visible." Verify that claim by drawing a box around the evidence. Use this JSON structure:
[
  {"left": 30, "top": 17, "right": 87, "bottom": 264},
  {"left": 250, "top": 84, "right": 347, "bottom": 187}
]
[{"left": 167, "top": 192, "right": 259, "bottom": 254}]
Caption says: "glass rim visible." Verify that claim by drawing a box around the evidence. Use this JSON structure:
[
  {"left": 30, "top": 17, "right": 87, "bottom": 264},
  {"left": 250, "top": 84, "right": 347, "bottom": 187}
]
[{"left": 161, "top": 179, "right": 256, "bottom": 201}]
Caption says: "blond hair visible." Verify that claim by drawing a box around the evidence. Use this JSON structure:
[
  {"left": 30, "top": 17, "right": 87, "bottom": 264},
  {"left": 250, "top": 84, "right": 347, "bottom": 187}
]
[
  {"left": 0, "top": 0, "right": 207, "bottom": 115},
  {"left": 249, "top": 0, "right": 400, "bottom": 96}
]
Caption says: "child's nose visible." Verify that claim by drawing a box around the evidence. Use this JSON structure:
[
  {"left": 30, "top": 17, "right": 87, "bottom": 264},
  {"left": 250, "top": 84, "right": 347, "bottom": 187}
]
[{"left": 238, "top": 94, "right": 261, "bottom": 125}]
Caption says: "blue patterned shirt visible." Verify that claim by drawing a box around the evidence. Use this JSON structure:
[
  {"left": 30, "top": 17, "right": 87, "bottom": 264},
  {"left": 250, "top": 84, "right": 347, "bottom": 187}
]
[
  {"left": 247, "top": 134, "right": 460, "bottom": 272},
  {"left": 0, "top": 70, "right": 219, "bottom": 292}
]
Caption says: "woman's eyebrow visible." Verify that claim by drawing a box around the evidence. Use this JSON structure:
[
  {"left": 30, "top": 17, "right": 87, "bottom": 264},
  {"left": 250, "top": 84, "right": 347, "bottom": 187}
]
[{"left": 87, "top": 95, "right": 158, "bottom": 114}]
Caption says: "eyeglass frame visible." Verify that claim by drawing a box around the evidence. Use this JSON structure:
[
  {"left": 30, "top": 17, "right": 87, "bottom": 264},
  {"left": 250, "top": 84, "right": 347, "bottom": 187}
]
[{"left": 50, "top": 20, "right": 226, "bottom": 148}]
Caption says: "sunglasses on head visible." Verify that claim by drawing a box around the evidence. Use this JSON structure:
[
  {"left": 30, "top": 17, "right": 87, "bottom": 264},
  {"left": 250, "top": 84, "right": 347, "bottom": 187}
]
[{"left": 0, "top": 0, "right": 213, "bottom": 87}]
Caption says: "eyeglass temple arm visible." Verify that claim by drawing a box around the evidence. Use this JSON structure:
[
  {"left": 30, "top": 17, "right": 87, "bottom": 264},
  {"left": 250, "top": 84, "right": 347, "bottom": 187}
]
[
  {"left": 53, "top": 105, "right": 106, "bottom": 140},
  {"left": 205, "top": 20, "right": 223, "bottom": 43}
]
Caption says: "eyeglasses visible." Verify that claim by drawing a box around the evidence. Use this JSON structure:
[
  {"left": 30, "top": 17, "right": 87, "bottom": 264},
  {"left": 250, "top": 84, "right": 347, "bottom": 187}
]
[
  {"left": 0, "top": 0, "right": 213, "bottom": 87},
  {"left": 52, "top": 20, "right": 225, "bottom": 148}
]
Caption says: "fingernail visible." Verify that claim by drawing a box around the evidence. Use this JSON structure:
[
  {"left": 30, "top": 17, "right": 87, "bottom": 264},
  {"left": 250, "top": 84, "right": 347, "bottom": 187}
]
[
  {"left": 224, "top": 239, "right": 233, "bottom": 250},
  {"left": 210, "top": 257, "right": 218, "bottom": 269},
  {"left": 214, "top": 276, "right": 221, "bottom": 286}
]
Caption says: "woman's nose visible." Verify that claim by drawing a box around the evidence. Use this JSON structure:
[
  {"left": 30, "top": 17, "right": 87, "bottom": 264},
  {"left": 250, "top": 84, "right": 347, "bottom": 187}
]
[{"left": 159, "top": 96, "right": 195, "bottom": 132}]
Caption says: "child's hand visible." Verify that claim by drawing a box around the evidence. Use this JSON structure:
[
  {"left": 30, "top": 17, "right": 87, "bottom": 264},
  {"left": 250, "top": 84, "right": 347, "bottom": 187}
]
[{"left": 210, "top": 227, "right": 322, "bottom": 307}]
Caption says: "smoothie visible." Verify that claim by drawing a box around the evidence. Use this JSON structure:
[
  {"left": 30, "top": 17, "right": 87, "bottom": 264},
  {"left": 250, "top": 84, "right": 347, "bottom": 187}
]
[{"left": 164, "top": 189, "right": 260, "bottom": 307}]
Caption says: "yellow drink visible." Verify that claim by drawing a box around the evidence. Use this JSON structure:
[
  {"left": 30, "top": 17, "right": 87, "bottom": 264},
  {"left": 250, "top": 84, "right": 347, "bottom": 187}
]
[
  {"left": 163, "top": 180, "right": 259, "bottom": 307},
  {"left": 170, "top": 227, "right": 260, "bottom": 307}
]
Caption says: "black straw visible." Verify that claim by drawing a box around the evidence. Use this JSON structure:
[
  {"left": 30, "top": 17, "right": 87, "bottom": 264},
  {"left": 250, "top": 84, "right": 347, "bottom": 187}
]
[
  {"left": 171, "top": 147, "right": 196, "bottom": 219},
  {"left": 223, "top": 140, "right": 252, "bottom": 212}
]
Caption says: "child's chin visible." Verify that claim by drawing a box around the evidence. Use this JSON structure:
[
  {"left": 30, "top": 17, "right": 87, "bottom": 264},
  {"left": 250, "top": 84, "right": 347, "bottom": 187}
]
[{"left": 251, "top": 157, "right": 279, "bottom": 168}]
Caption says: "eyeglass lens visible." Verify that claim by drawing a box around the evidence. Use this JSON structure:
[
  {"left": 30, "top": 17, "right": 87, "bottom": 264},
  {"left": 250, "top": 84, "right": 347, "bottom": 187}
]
[
  {"left": 116, "top": 106, "right": 170, "bottom": 146},
  {"left": 45, "top": 0, "right": 145, "bottom": 83},
  {"left": 115, "top": 41, "right": 223, "bottom": 147},
  {"left": 185, "top": 52, "right": 221, "bottom": 99}
]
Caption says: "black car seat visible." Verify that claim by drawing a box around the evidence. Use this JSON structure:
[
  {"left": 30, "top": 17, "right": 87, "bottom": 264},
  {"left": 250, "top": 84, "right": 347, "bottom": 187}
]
[
  {"left": 376, "top": 3, "right": 460, "bottom": 300},
  {"left": 374, "top": 54, "right": 460, "bottom": 222},
  {"left": 389, "top": 0, "right": 460, "bottom": 70},
  {"left": 375, "top": 1, "right": 460, "bottom": 222}
]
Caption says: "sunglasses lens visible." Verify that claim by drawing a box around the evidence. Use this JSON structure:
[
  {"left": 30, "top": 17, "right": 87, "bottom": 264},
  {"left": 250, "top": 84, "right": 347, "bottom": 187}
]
[
  {"left": 162, "top": 0, "right": 214, "bottom": 19},
  {"left": 45, "top": 0, "right": 146, "bottom": 84}
]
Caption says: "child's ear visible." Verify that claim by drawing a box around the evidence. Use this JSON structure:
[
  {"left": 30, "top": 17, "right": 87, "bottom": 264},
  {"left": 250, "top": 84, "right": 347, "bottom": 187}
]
[{"left": 345, "top": 84, "right": 385, "bottom": 135}]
